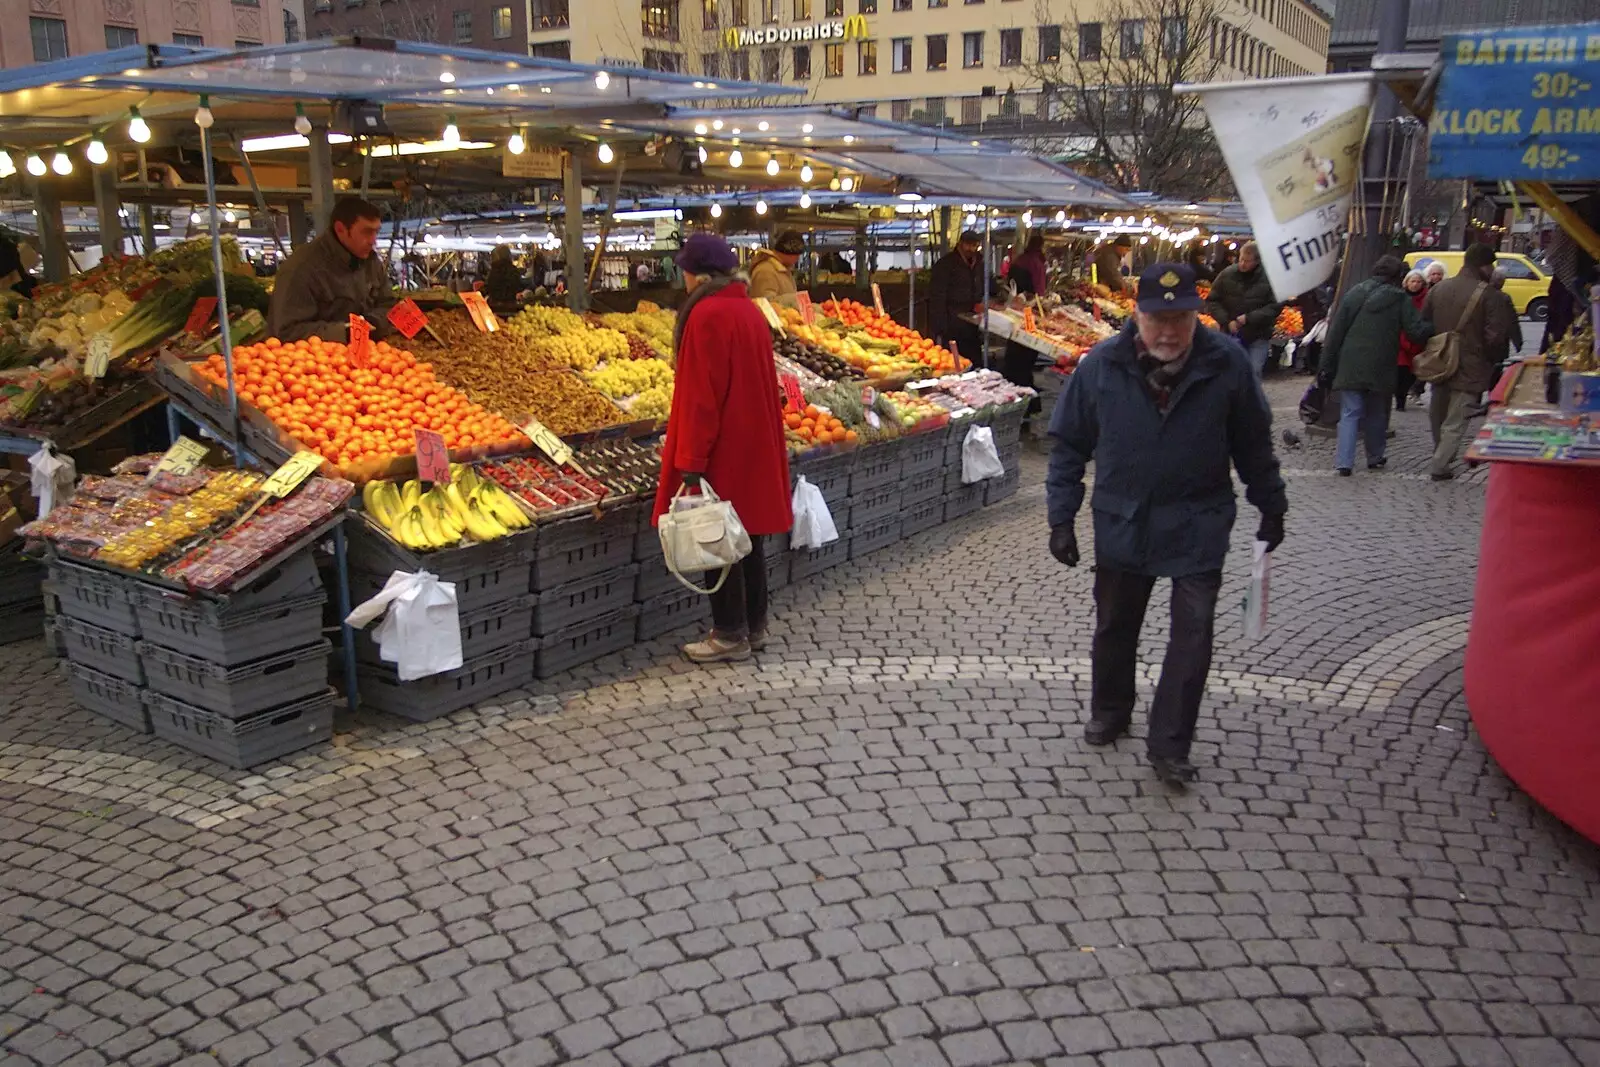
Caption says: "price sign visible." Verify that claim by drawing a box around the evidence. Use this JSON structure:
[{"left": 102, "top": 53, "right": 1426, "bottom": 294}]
[
  {"left": 796, "top": 292, "right": 815, "bottom": 326},
  {"left": 1092, "top": 302, "right": 1102, "bottom": 322},
  {"left": 347, "top": 314, "right": 372, "bottom": 367},
  {"left": 260, "top": 451, "right": 324, "bottom": 498},
  {"left": 871, "top": 283, "right": 885, "bottom": 316},
  {"left": 387, "top": 299, "right": 429, "bottom": 340},
  {"left": 149, "top": 435, "right": 211, "bottom": 479},
  {"left": 521, "top": 417, "right": 573, "bottom": 466},
  {"left": 184, "top": 296, "right": 218, "bottom": 337},
  {"left": 414, "top": 428, "right": 451, "bottom": 484},
  {"left": 866, "top": 410, "right": 881, "bottom": 430},
  {"left": 84, "top": 333, "right": 112, "bottom": 379},
  {"left": 461, "top": 291, "right": 498, "bottom": 332},
  {"left": 754, "top": 297, "right": 785, "bottom": 333},
  {"left": 1022, "top": 307, "right": 1037, "bottom": 333},
  {"left": 780, "top": 373, "right": 805, "bottom": 413}
]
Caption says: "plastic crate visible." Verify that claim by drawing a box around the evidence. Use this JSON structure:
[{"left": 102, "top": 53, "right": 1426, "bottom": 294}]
[
  {"left": 346, "top": 512, "right": 536, "bottom": 597},
  {"left": 944, "top": 484, "right": 986, "bottom": 521},
  {"left": 538, "top": 606, "right": 642, "bottom": 677},
  {"left": 140, "top": 639, "right": 331, "bottom": 719},
  {"left": 530, "top": 512, "right": 638, "bottom": 590},
  {"left": 56, "top": 615, "right": 143, "bottom": 683},
  {"left": 0, "top": 608, "right": 47, "bottom": 647},
  {"left": 135, "top": 588, "right": 327, "bottom": 668},
  {"left": 900, "top": 433, "right": 947, "bottom": 478},
  {"left": 902, "top": 468, "right": 944, "bottom": 506},
  {"left": 145, "top": 687, "right": 335, "bottom": 768},
  {"left": 0, "top": 554, "right": 43, "bottom": 605},
  {"left": 357, "top": 641, "right": 534, "bottom": 722},
  {"left": 634, "top": 524, "right": 664, "bottom": 563},
  {"left": 901, "top": 494, "right": 946, "bottom": 537},
  {"left": 998, "top": 441, "right": 1022, "bottom": 473},
  {"left": 984, "top": 466, "right": 1021, "bottom": 506},
  {"left": 354, "top": 592, "right": 532, "bottom": 666},
  {"left": 793, "top": 450, "right": 854, "bottom": 508},
  {"left": 984, "top": 403, "right": 1028, "bottom": 449},
  {"left": 533, "top": 564, "right": 639, "bottom": 636},
  {"left": 50, "top": 561, "right": 140, "bottom": 635},
  {"left": 60, "top": 660, "right": 150, "bottom": 733},
  {"left": 636, "top": 557, "right": 686, "bottom": 602},
  {"left": 766, "top": 548, "right": 791, "bottom": 593},
  {"left": 850, "top": 517, "right": 903, "bottom": 560},
  {"left": 846, "top": 484, "right": 903, "bottom": 530},
  {"left": 635, "top": 591, "right": 710, "bottom": 643},
  {"left": 849, "top": 449, "right": 903, "bottom": 495},
  {"left": 790, "top": 537, "right": 849, "bottom": 580}
]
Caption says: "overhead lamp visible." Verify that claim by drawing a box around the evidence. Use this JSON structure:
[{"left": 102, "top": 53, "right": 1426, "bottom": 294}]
[
  {"left": 755, "top": 199, "right": 768, "bottom": 215},
  {"left": 829, "top": 176, "right": 841, "bottom": 191},
  {"left": 697, "top": 145, "right": 708, "bottom": 164},
  {"left": 1022, "top": 210, "right": 1033, "bottom": 227},
  {"left": 1055, "top": 210, "right": 1066, "bottom": 224},
  {"left": 843, "top": 134, "right": 855, "bottom": 143},
  {"left": 765, "top": 158, "right": 779, "bottom": 177},
  {"left": 190, "top": 210, "right": 203, "bottom": 224},
  {"left": 964, "top": 212, "right": 977, "bottom": 226},
  {"left": 50, "top": 152, "right": 71, "bottom": 176},
  {"left": 86, "top": 140, "right": 108, "bottom": 166},
  {"left": 25, "top": 155, "right": 45, "bottom": 177},
  {"left": 712, "top": 119, "right": 724, "bottom": 130},
  {"left": 508, "top": 129, "right": 525, "bottom": 155},
  {"left": 1140, "top": 235, "right": 1150, "bottom": 244},
  {"left": 1143, "top": 215, "right": 1153, "bottom": 226},
  {"left": 439, "top": 71, "right": 456, "bottom": 84},
  {"left": 800, "top": 164, "right": 813, "bottom": 183},
  {"left": 802, "top": 123, "right": 814, "bottom": 133},
  {"left": 193, "top": 94, "right": 213, "bottom": 129},
  {"left": 0, "top": 153, "right": 14, "bottom": 178},
  {"left": 799, "top": 192, "right": 811, "bottom": 209},
  {"left": 728, "top": 149, "right": 743, "bottom": 168},
  {"left": 127, "top": 106, "right": 150, "bottom": 143},
  {"left": 710, "top": 203, "right": 723, "bottom": 218},
  {"left": 694, "top": 123, "right": 708, "bottom": 135},
  {"left": 758, "top": 121, "right": 770, "bottom": 131},
  {"left": 840, "top": 177, "right": 854, "bottom": 192},
  {"left": 288, "top": 102, "right": 311, "bottom": 136},
  {"left": 224, "top": 209, "right": 237, "bottom": 223},
  {"left": 442, "top": 115, "right": 461, "bottom": 145},
  {"left": 1113, "top": 215, "right": 1125, "bottom": 226},
  {"left": 597, "top": 141, "right": 614, "bottom": 164},
  {"left": 595, "top": 70, "right": 610, "bottom": 90}
]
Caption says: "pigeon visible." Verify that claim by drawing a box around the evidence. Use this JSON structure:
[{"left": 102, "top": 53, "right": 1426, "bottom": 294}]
[{"left": 1281, "top": 429, "right": 1302, "bottom": 449}]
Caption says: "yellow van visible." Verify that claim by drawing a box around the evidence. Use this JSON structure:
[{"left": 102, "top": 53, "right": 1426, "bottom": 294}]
[{"left": 1404, "top": 251, "right": 1552, "bottom": 321}]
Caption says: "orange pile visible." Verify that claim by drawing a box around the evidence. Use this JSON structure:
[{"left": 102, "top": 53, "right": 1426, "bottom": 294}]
[
  {"left": 823, "top": 299, "right": 963, "bottom": 373},
  {"left": 1275, "top": 306, "right": 1305, "bottom": 337},
  {"left": 196, "top": 336, "right": 524, "bottom": 468},
  {"left": 783, "top": 404, "right": 857, "bottom": 446}
]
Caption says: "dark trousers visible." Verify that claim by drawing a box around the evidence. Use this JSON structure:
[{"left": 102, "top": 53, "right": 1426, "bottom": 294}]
[
  {"left": 950, "top": 323, "right": 984, "bottom": 370},
  {"left": 1091, "top": 566, "right": 1223, "bottom": 759},
  {"left": 1395, "top": 366, "right": 1417, "bottom": 411},
  {"left": 709, "top": 534, "right": 767, "bottom": 638},
  {"left": 1000, "top": 342, "right": 1043, "bottom": 421}
]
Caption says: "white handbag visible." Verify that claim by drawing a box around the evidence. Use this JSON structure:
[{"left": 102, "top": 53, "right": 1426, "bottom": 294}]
[{"left": 658, "top": 480, "right": 752, "bottom": 594}]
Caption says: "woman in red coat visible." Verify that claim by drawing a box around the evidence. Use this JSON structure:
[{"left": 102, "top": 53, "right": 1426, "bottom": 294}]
[
  {"left": 1395, "top": 268, "right": 1428, "bottom": 411},
  {"left": 652, "top": 233, "right": 793, "bottom": 663}
]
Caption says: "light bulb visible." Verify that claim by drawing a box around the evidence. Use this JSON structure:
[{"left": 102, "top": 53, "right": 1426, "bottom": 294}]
[
  {"left": 802, "top": 123, "right": 814, "bottom": 134},
  {"left": 50, "top": 152, "right": 71, "bottom": 175},
  {"left": 710, "top": 203, "right": 722, "bottom": 218},
  {"left": 86, "top": 140, "right": 108, "bottom": 166},
  {"left": 758, "top": 121, "right": 770, "bottom": 131},
  {"left": 697, "top": 146, "right": 708, "bottom": 164},
  {"left": 1113, "top": 216, "right": 1124, "bottom": 226},
  {"left": 765, "top": 158, "right": 779, "bottom": 177},
  {"left": 727, "top": 149, "right": 743, "bottom": 168},
  {"left": 224, "top": 209, "right": 237, "bottom": 223},
  {"left": 694, "top": 123, "right": 708, "bottom": 135},
  {"left": 800, "top": 164, "right": 813, "bottom": 183},
  {"left": 712, "top": 119, "right": 723, "bottom": 130},
  {"left": 190, "top": 210, "right": 202, "bottom": 224},
  {"left": 829, "top": 177, "right": 841, "bottom": 191},
  {"left": 508, "top": 130, "right": 525, "bottom": 154},
  {"left": 964, "top": 212, "right": 977, "bottom": 226},
  {"left": 1055, "top": 210, "right": 1066, "bottom": 224},
  {"left": 841, "top": 177, "right": 854, "bottom": 192},
  {"left": 25, "top": 155, "right": 45, "bottom": 177},
  {"left": 1022, "top": 211, "right": 1033, "bottom": 227},
  {"left": 595, "top": 70, "right": 610, "bottom": 90},
  {"left": 127, "top": 108, "right": 150, "bottom": 144},
  {"left": 756, "top": 199, "right": 768, "bottom": 215},
  {"left": 439, "top": 71, "right": 456, "bottom": 84},
  {"left": 799, "top": 192, "right": 811, "bottom": 209},
  {"left": 1140, "top": 236, "right": 1150, "bottom": 244},
  {"left": 194, "top": 96, "right": 214, "bottom": 129},
  {"left": 0, "top": 152, "right": 14, "bottom": 178},
  {"left": 294, "top": 103, "right": 312, "bottom": 135},
  {"left": 597, "top": 142, "right": 614, "bottom": 164},
  {"left": 442, "top": 117, "right": 460, "bottom": 145}
]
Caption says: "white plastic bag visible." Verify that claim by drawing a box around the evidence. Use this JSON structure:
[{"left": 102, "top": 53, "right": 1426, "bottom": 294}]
[
  {"left": 961, "top": 425, "right": 1006, "bottom": 484},
  {"left": 345, "top": 569, "right": 464, "bottom": 681},
  {"left": 29, "top": 446, "right": 75, "bottom": 517},
  {"left": 1242, "top": 541, "right": 1272, "bottom": 640},
  {"left": 789, "top": 476, "right": 839, "bottom": 550}
]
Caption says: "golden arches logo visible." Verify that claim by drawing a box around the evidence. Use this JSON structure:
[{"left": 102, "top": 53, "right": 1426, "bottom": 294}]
[
  {"left": 841, "top": 14, "right": 869, "bottom": 41},
  {"left": 722, "top": 26, "right": 742, "bottom": 48}
]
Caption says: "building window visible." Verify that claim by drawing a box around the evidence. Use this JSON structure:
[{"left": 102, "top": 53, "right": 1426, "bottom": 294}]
[
  {"left": 1161, "top": 16, "right": 1186, "bottom": 56},
  {"left": 1038, "top": 24, "right": 1060, "bottom": 62},
  {"left": 794, "top": 0, "right": 811, "bottom": 17},
  {"left": 531, "top": 0, "right": 569, "bottom": 28},
  {"left": 492, "top": 5, "right": 512, "bottom": 37},
  {"left": 730, "top": 0, "right": 748, "bottom": 25},
  {"left": 860, "top": 0, "right": 876, "bottom": 11},
  {"left": 283, "top": 9, "right": 301, "bottom": 41},
  {"left": 30, "top": 17, "right": 68, "bottom": 61},
  {"left": 234, "top": 38, "right": 262, "bottom": 46},
  {"left": 891, "top": 99, "right": 909, "bottom": 120},
  {"left": 702, "top": 52, "right": 722, "bottom": 77},
  {"left": 762, "top": 0, "right": 779, "bottom": 21},
  {"left": 1077, "top": 21, "right": 1100, "bottom": 60},
  {"left": 962, "top": 96, "right": 981, "bottom": 123},
  {"left": 892, "top": 36, "right": 911, "bottom": 72},
  {"left": 962, "top": 30, "right": 982, "bottom": 67},
  {"left": 998, "top": 27, "right": 1020, "bottom": 66},
  {"left": 926, "top": 33, "right": 946, "bottom": 70},
  {"left": 928, "top": 0, "right": 946, "bottom": 7},
  {"left": 642, "top": 1, "right": 680, "bottom": 39},
  {"left": 825, "top": 0, "right": 843, "bottom": 14},
  {"left": 452, "top": 9, "right": 472, "bottom": 42},
  {"left": 531, "top": 40, "right": 571, "bottom": 58},
  {"left": 105, "top": 25, "right": 138, "bottom": 48},
  {"left": 644, "top": 48, "right": 684, "bottom": 70},
  {"left": 923, "top": 96, "right": 945, "bottom": 120},
  {"left": 1119, "top": 19, "right": 1143, "bottom": 57},
  {"left": 762, "top": 46, "right": 780, "bottom": 80},
  {"left": 893, "top": 0, "right": 910, "bottom": 8},
  {"left": 174, "top": 32, "right": 204, "bottom": 45},
  {"left": 858, "top": 38, "right": 877, "bottom": 74},
  {"left": 702, "top": 0, "right": 717, "bottom": 28},
  {"left": 729, "top": 51, "right": 749, "bottom": 78},
  {"left": 792, "top": 44, "right": 811, "bottom": 78},
  {"left": 824, "top": 42, "right": 844, "bottom": 76}
]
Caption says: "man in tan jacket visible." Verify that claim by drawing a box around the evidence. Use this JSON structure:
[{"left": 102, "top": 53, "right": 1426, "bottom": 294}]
[
  {"left": 746, "top": 230, "right": 805, "bottom": 308},
  {"left": 1421, "top": 243, "right": 1505, "bottom": 481},
  {"left": 268, "top": 197, "right": 394, "bottom": 343}
]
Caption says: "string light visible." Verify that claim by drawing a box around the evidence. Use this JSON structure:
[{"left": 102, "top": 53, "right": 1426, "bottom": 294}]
[
  {"left": 755, "top": 199, "right": 768, "bottom": 215},
  {"left": 25, "top": 155, "right": 45, "bottom": 177},
  {"left": 597, "top": 142, "right": 614, "bottom": 164},
  {"left": 799, "top": 192, "right": 811, "bottom": 209},
  {"left": 127, "top": 107, "right": 150, "bottom": 143},
  {"left": 829, "top": 176, "right": 841, "bottom": 191},
  {"left": 50, "top": 152, "right": 71, "bottom": 175},
  {"left": 698, "top": 145, "right": 708, "bottom": 164},
  {"left": 710, "top": 203, "right": 723, "bottom": 218},
  {"left": 1054, "top": 210, "right": 1066, "bottom": 224},
  {"left": 294, "top": 102, "right": 312, "bottom": 136},
  {"left": 442, "top": 115, "right": 461, "bottom": 145},
  {"left": 86, "top": 140, "right": 108, "bottom": 166},
  {"left": 190, "top": 210, "right": 203, "bottom": 224},
  {"left": 0, "top": 153, "right": 14, "bottom": 179},
  {"left": 765, "top": 158, "right": 779, "bottom": 176},
  {"left": 800, "top": 164, "right": 813, "bottom": 183},
  {"left": 595, "top": 70, "right": 610, "bottom": 90},
  {"left": 728, "top": 149, "right": 743, "bottom": 168},
  {"left": 193, "top": 94, "right": 213, "bottom": 129},
  {"left": 224, "top": 209, "right": 237, "bottom": 223},
  {"left": 694, "top": 123, "right": 708, "bottom": 135},
  {"left": 840, "top": 177, "right": 854, "bottom": 192},
  {"left": 508, "top": 129, "right": 526, "bottom": 154}
]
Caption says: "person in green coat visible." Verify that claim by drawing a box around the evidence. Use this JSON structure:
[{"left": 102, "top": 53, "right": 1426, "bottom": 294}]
[{"left": 1319, "top": 255, "right": 1435, "bottom": 475}]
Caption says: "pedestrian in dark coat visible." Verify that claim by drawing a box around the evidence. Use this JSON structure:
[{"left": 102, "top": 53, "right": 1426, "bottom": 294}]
[
  {"left": 653, "top": 233, "right": 793, "bottom": 664},
  {"left": 1047, "top": 262, "right": 1288, "bottom": 787},
  {"left": 1092, "top": 236, "right": 1132, "bottom": 293},
  {"left": 1318, "top": 256, "right": 1434, "bottom": 475},
  {"left": 1204, "top": 241, "right": 1281, "bottom": 376},
  {"left": 928, "top": 230, "right": 986, "bottom": 368},
  {"left": 1422, "top": 243, "right": 1505, "bottom": 480},
  {"left": 1486, "top": 267, "right": 1523, "bottom": 394},
  {"left": 1002, "top": 235, "right": 1047, "bottom": 433}
]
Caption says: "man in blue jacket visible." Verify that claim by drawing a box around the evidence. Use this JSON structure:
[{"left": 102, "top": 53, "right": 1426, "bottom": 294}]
[{"left": 1047, "top": 263, "right": 1288, "bottom": 787}]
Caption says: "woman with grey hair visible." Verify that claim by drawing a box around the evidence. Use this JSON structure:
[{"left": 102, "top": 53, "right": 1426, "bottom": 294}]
[
  {"left": 1396, "top": 268, "right": 1429, "bottom": 411},
  {"left": 1423, "top": 261, "right": 1447, "bottom": 288}
]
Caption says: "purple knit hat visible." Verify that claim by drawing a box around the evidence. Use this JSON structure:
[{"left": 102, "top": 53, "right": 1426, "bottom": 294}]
[{"left": 675, "top": 232, "right": 739, "bottom": 275}]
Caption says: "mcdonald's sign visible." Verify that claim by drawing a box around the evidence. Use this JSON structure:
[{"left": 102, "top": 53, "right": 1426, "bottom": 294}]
[{"left": 722, "top": 15, "right": 871, "bottom": 50}]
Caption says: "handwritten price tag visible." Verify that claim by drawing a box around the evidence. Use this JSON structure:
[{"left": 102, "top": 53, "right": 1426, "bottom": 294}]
[
  {"left": 184, "top": 296, "right": 218, "bottom": 337},
  {"left": 796, "top": 292, "right": 815, "bottom": 326},
  {"left": 387, "top": 299, "right": 428, "bottom": 340},
  {"left": 461, "top": 291, "right": 498, "bottom": 332},
  {"left": 149, "top": 435, "right": 210, "bottom": 480},
  {"left": 84, "top": 333, "right": 112, "bottom": 379},
  {"left": 347, "top": 314, "right": 372, "bottom": 368},
  {"left": 1022, "top": 307, "right": 1037, "bottom": 333},
  {"left": 414, "top": 428, "right": 451, "bottom": 484},
  {"left": 780, "top": 373, "right": 805, "bottom": 414},
  {"left": 260, "top": 451, "right": 324, "bottom": 498},
  {"left": 871, "top": 283, "right": 885, "bottom": 317},
  {"left": 521, "top": 417, "right": 573, "bottom": 466}
]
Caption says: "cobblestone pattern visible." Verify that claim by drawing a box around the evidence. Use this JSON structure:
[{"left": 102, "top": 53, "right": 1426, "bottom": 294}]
[{"left": 2, "top": 377, "right": 1598, "bottom": 1067}]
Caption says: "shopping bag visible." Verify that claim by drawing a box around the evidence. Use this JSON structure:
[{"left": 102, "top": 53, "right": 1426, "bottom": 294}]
[
  {"left": 789, "top": 476, "right": 839, "bottom": 551},
  {"left": 345, "top": 569, "right": 463, "bottom": 681},
  {"left": 1297, "top": 382, "right": 1327, "bottom": 424},
  {"left": 1242, "top": 541, "right": 1272, "bottom": 640},
  {"left": 28, "top": 445, "right": 74, "bottom": 517},
  {"left": 961, "top": 425, "right": 1006, "bottom": 483},
  {"left": 658, "top": 480, "right": 751, "bottom": 594}
]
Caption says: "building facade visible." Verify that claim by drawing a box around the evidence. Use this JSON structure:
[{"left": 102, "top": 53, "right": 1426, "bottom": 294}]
[
  {"left": 1, "top": 0, "right": 291, "bottom": 68},
  {"left": 305, "top": 0, "right": 527, "bottom": 52}
]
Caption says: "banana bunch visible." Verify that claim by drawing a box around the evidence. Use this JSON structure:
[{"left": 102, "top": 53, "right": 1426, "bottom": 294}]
[{"left": 362, "top": 467, "right": 531, "bottom": 552}]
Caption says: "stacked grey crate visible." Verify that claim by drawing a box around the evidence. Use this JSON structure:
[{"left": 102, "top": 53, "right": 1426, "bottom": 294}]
[
  {"left": 845, "top": 437, "right": 906, "bottom": 561},
  {"left": 53, "top": 560, "right": 149, "bottom": 733},
  {"left": 788, "top": 449, "right": 855, "bottom": 580},
  {"left": 533, "top": 503, "right": 641, "bottom": 678},
  {"left": 0, "top": 543, "right": 45, "bottom": 645}
]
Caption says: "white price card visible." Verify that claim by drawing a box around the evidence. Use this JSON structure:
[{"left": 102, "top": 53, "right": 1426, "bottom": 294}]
[
  {"left": 260, "top": 451, "right": 325, "bottom": 498},
  {"left": 522, "top": 417, "right": 573, "bottom": 466},
  {"left": 149, "top": 436, "right": 211, "bottom": 479},
  {"left": 84, "top": 333, "right": 112, "bottom": 379}
]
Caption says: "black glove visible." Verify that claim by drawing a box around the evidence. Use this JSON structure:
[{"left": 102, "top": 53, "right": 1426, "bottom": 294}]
[
  {"left": 680, "top": 471, "right": 703, "bottom": 489},
  {"left": 362, "top": 311, "right": 392, "bottom": 338},
  {"left": 1316, "top": 371, "right": 1334, "bottom": 390},
  {"left": 1257, "top": 512, "right": 1285, "bottom": 552},
  {"left": 1049, "top": 525, "right": 1080, "bottom": 567}
]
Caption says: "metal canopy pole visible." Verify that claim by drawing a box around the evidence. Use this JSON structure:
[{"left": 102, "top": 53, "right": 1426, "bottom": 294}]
[
  {"left": 981, "top": 210, "right": 992, "bottom": 371},
  {"left": 907, "top": 222, "right": 916, "bottom": 332},
  {"left": 563, "top": 150, "right": 588, "bottom": 312},
  {"left": 308, "top": 125, "right": 333, "bottom": 234},
  {"left": 93, "top": 166, "right": 124, "bottom": 258},
  {"left": 198, "top": 119, "right": 241, "bottom": 463}
]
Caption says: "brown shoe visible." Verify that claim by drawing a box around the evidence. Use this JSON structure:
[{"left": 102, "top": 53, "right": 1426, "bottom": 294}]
[
  {"left": 748, "top": 629, "right": 767, "bottom": 651},
  {"left": 684, "top": 634, "right": 751, "bottom": 663}
]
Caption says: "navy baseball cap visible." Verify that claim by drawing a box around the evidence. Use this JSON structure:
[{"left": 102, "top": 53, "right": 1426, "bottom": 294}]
[{"left": 1136, "top": 262, "right": 1204, "bottom": 312}]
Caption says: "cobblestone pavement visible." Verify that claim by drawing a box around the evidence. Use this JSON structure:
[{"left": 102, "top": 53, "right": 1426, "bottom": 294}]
[{"left": 3, "top": 376, "right": 1599, "bottom": 1067}]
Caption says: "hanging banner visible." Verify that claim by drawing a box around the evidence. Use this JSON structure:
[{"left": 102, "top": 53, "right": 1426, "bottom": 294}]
[
  {"left": 502, "top": 144, "right": 564, "bottom": 180},
  {"left": 1181, "top": 73, "right": 1376, "bottom": 300}
]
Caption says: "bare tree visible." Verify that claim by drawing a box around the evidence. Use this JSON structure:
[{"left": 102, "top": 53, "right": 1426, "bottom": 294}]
[
  {"left": 1025, "top": 0, "right": 1236, "bottom": 199},
  {"left": 371, "top": 0, "right": 440, "bottom": 42}
]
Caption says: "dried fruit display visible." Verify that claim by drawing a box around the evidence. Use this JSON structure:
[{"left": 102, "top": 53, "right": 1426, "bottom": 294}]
[{"left": 520, "top": 371, "right": 628, "bottom": 434}]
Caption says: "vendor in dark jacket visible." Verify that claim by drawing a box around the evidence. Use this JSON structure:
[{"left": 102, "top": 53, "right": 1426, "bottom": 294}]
[
  {"left": 1204, "top": 241, "right": 1281, "bottom": 376},
  {"left": 1047, "top": 263, "right": 1288, "bottom": 788},
  {"left": 927, "top": 230, "right": 986, "bottom": 368},
  {"left": 268, "top": 197, "right": 394, "bottom": 343}
]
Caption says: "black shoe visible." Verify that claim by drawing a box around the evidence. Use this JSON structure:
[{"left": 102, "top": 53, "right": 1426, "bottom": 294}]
[
  {"left": 1150, "top": 756, "right": 1198, "bottom": 787},
  {"left": 1368, "top": 457, "right": 1388, "bottom": 470},
  {"left": 1084, "top": 717, "right": 1129, "bottom": 746},
  {"left": 1336, "top": 467, "right": 1352, "bottom": 477},
  {"left": 1386, "top": 428, "right": 1398, "bottom": 439},
  {"left": 1431, "top": 471, "right": 1455, "bottom": 482}
]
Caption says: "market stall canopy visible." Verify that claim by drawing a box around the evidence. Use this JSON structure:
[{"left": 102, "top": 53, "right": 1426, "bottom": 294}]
[{"left": 810, "top": 146, "right": 1135, "bottom": 209}]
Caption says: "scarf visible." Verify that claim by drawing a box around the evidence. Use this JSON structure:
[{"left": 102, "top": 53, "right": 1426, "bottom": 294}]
[
  {"left": 673, "top": 272, "right": 742, "bottom": 355},
  {"left": 1136, "top": 344, "right": 1191, "bottom": 413}
]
